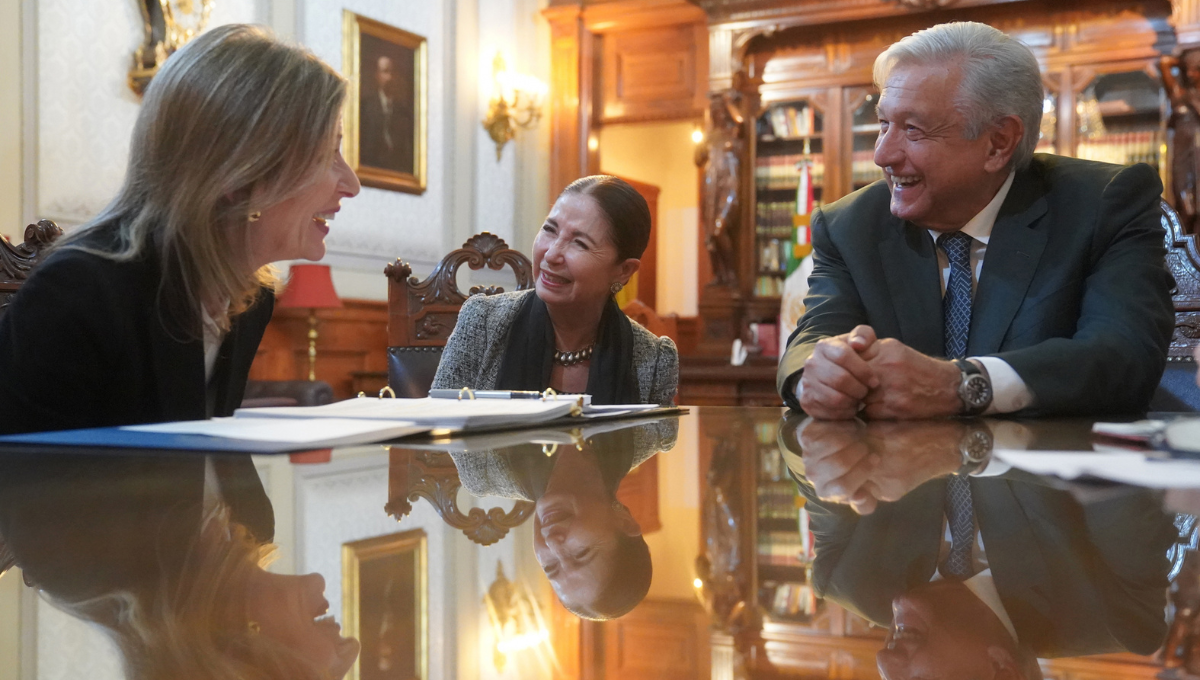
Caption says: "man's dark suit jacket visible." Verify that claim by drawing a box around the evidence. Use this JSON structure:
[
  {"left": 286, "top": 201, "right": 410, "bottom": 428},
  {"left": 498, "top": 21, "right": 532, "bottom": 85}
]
[
  {"left": 794, "top": 473, "right": 1175, "bottom": 658},
  {"left": 0, "top": 227, "right": 273, "bottom": 435},
  {"left": 360, "top": 90, "right": 414, "bottom": 175},
  {"left": 777, "top": 155, "right": 1176, "bottom": 415}
]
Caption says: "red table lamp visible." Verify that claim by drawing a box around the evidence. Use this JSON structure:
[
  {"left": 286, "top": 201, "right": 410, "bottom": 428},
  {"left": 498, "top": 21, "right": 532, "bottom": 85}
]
[{"left": 277, "top": 264, "right": 342, "bottom": 381}]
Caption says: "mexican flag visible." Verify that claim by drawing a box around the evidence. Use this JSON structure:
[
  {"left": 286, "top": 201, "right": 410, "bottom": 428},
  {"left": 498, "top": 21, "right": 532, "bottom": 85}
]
[{"left": 780, "top": 158, "right": 815, "bottom": 352}]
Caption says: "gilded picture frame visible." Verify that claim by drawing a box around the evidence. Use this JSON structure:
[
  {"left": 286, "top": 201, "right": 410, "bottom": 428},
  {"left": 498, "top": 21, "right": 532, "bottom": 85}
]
[
  {"left": 342, "top": 529, "right": 428, "bottom": 680},
  {"left": 342, "top": 11, "right": 428, "bottom": 194}
]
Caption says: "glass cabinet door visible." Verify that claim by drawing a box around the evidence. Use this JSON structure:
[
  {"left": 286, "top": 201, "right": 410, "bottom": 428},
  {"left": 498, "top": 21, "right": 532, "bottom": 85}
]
[
  {"left": 1072, "top": 68, "right": 1166, "bottom": 170},
  {"left": 849, "top": 90, "right": 885, "bottom": 192},
  {"left": 753, "top": 98, "right": 825, "bottom": 298}
]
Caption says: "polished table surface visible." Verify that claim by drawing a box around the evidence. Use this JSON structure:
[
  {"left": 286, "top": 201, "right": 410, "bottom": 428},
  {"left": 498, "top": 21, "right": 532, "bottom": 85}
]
[{"left": 0, "top": 406, "right": 1196, "bottom": 680}]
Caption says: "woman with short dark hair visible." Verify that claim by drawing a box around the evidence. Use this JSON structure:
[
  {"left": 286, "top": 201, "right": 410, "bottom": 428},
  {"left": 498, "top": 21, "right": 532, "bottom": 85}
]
[{"left": 432, "top": 175, "right": 678, "bottom": 405}]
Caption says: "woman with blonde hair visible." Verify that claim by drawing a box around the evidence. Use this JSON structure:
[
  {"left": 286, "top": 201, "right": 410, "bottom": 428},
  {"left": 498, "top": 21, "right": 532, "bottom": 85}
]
[{"left": 0, "top": 23, "right": 360, "bottom": 434}]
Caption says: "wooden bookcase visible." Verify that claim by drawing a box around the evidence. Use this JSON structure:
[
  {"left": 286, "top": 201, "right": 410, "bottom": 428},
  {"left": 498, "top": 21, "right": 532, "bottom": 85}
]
[{"left": 693, "top": 0, "right": 1178, "bottom": 357}]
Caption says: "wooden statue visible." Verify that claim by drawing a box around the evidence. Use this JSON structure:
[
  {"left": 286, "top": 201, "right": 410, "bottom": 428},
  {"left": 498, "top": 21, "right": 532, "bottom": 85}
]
[
  {"left": 1163, "top": 49, "right": 1200, "bottom": 234},
  {"left": 698, "top": 90, "right": 745, "bottom": 288}
]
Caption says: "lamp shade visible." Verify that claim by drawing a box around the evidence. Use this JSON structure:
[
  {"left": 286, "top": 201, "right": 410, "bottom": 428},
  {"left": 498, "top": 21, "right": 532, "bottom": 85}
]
[{"left": 277, "top": 264, "right": 342, "bottom": 309}]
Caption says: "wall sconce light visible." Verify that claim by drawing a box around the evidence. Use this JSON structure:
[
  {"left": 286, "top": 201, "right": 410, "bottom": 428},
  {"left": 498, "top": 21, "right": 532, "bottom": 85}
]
[
  {"left": 483, "top": 561, "right": 555, "bottom": 672},
  {"left": 482, "top": 53, "right": 548, "bottom": 160},
  {"left": 691, "top": 127, "right": 705, "bottom": 145}
]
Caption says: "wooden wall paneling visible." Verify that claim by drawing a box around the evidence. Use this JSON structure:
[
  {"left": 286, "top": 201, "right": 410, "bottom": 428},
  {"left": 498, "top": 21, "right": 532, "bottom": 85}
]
[
  {"left": 1176, "top": 0, "right": 1200, "bottom": 48},
  {"left": 248, "top": 299, "right": 388, "bottom": 402},
  {"left": 600, "top": 23, "right": 706, "bottom": 124},
  {"left": 615, "top": 175, "right": 660, "bottom": 309},
  {"left": 546, "top": 6, "right": 587, "bottom": 199},
  {"left": 601, "top": 599, "right": 710, "bottom": 680}
]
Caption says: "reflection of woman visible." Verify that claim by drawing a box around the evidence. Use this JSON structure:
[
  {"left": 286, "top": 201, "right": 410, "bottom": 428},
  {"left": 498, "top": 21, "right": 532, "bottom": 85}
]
[
  {"left": 0, "top": 25, "right": 360, "bottom": 435},
  {"left": 0, "top": 453, "right": 360, "bottom": 678},
  {"left": 450, "top": 420, "right": 677, "bottom": 619},
  {"left": 432, "top": 176, "right": 678, "bottom": 405}
]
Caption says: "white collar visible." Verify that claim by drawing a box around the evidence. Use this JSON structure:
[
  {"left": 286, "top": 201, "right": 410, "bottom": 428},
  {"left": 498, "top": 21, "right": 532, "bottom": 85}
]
[{"left": 927, "top": 171, "right": 1015, "bottom": 246}]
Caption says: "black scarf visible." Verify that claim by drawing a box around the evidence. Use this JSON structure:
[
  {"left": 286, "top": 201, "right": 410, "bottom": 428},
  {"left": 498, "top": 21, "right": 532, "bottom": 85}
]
[{"left": 495, "top": 292, "right": 641, "bottom": 405}]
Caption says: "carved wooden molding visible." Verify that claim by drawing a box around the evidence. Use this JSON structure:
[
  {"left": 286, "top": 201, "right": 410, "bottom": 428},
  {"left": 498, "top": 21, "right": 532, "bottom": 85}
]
[
  {"left": 386, "top": 449, "right": 535, "bottom": 546},
  {"left": 1, "top": 220, "right": 64, "bottom": 317},
  {"left": 884, "top": 0, "right": 959, "bottom": 8},
  {"left": 386, "top": 232, "right": 533, "bottom": 347},
  {"left": 1163, "top": 200, "right": 1200, "bottom": 358}
]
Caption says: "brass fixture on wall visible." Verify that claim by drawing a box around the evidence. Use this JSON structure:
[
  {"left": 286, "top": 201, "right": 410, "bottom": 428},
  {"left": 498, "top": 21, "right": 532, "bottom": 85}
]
[
  {"left": 129, "top": 0, "right": 214, "bottom": 96},
  {"left": 481, "top": 53, "right": 547, "bottom": 160}
]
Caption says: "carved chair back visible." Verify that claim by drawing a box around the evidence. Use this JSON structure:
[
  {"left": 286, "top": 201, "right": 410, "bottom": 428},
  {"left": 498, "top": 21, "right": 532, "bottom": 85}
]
[
  {"left": 1158, "top": 200, "right": 1200, "bottom": 410},
  {"left": 385, "top": 232, "right": 533, "bottom": 397},
  {"left": 0, "top": 220, "right": 64, "bottom": 321}
]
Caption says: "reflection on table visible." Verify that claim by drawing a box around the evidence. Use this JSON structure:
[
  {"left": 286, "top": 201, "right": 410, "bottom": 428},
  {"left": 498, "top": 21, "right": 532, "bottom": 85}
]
[{"left": 1, "top": 407, "right": 1198, "bottom": 680}]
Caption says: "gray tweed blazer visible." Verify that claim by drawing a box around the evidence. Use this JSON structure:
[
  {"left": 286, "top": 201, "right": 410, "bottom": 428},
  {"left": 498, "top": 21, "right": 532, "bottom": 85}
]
[{"left": 431, "top": 289, "right": 679, "bottom": 406}]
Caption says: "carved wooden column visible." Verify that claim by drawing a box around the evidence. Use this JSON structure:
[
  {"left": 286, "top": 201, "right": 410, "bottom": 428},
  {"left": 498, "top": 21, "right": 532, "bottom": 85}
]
[{"left": 544, "top": 4, "right": 595, "bottom": 200}]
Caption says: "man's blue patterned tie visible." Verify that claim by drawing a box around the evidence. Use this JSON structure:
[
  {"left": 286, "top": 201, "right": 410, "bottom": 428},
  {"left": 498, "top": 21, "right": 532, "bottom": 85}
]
[{"left": 937, "top": 230, "right": 976, "bottom": 580}]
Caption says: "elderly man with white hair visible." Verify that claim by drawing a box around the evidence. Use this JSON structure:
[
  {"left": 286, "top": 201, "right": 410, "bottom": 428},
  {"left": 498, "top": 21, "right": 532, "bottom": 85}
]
[{"left": 777, "top": 21, "right": 1175, "bottom": 419}]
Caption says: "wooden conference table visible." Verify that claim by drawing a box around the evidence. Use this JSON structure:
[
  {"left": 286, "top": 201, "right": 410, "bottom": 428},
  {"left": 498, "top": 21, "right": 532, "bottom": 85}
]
[{"left": 0, "top": 406, "right": 1195, "bottom": 680}]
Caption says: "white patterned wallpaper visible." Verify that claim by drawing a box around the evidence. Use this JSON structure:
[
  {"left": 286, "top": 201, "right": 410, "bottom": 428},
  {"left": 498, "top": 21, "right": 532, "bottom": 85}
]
[
  {"left": 304, "top": 0, "right": 449, "bottom": 270},
  {"left": 36, "top": 0, "right": 259, "bottom": 224},
  {"left": 473, "top": 0, "right": 518, "bottom": 245},
  {"left": 295, "top": 451, "right": 462, "bottom": 680}
]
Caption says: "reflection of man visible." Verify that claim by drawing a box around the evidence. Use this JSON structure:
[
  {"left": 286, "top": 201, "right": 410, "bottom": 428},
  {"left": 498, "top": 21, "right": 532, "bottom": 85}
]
[
  {"left": 360, "top": 54, "right": 413, "bottom": 174},
  {"left": 780, "top": 416, "right": 1176, "bottom": 672},
  {"left": 777, "top": 21, "right": 1175, "bottom": 419}
]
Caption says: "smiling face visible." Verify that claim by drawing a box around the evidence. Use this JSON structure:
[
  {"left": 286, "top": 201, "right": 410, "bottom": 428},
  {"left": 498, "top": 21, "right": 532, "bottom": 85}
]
[
  {"left": 248, "top": 124, "right": 361, "bottom": 267},
  {"left": 874, "top": 62, "right": 1013, "bottom": 232},
  {"left": 245, "top": 568, "right": 361, "bottom": 678},
  {"left": 532, "top": 193, "right": 640, "bottom": 314},
  {"left": 876, "top": 581, "right": 1025, "bottom": 680}
]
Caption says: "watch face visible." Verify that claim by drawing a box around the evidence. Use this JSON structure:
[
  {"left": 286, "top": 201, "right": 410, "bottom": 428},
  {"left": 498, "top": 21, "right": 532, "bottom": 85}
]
[
  {"left": 962, "top": 428, "right": 994, "bottom": 464},
  {"left": 962, "top": 375, "right": 992, "bottom": 408}
]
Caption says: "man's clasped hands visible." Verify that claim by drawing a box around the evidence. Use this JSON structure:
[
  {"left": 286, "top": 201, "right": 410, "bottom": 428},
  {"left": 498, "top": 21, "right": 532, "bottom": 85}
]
[{"left": 799, "top": 325, "right": 966, "bottom": 420}]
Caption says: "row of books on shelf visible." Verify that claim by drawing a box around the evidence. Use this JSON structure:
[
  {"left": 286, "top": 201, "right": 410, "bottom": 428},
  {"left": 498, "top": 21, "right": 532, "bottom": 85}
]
[
  {"left": 765, "top": 581, "right": 819, "bottom": 619},
  {"left": 759, "top": 238, "right": 792, "bottom": 275},
  {"left": 757, "top": 225, "right": 794, "bottom": 239},
  {"left": 758, "top": 482, "right": 802, "bottom": 519},
  {"left": 765, "top": 104, "right": 818, "bottom": 139},
  {"left": 755, "top": 275, "right": 785, "bottom": 296},
  {"left": 851, "top": 150, "right": 886, "bottom": 185},
  {"left": 758, "top": 523, "right": 814, "bottom": 566},
  {"left": 1076, "top": 130, "right": 1162, "bottom": 167},
  {"left": 755, "top": 154, "right": 825, "bottom": 191},
  {"left": 757, "top": 201, "right": 820, "bottom": 232}
]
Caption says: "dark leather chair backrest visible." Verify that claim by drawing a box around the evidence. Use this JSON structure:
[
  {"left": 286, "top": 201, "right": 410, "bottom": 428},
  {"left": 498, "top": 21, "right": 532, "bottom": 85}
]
[
  {"left": 1155, "top": 201, "right": 1200, "bottom": 411},
  {"left": 385, "top": 233, "right": 533, "bottom": 397},
  {"left": 0, "top": 220, "right": 63, "bottom": 322}
]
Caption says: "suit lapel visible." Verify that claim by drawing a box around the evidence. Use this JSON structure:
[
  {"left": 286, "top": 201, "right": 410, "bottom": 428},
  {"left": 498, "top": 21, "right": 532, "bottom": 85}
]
[
  {"left": 969, "top": 169, "right": 1049, "bottom": 356},
  {"left": 878, "top": 216, "right": 945, "bottom": 356}
]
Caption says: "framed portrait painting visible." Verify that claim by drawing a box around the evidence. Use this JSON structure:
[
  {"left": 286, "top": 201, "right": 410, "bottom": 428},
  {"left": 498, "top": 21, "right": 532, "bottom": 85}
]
[
  {"left": 342, "top": 529, "right": 428, "bottom": 680},
  {"left": 342, "top": 11, "right": 428, "bottom": 194}
]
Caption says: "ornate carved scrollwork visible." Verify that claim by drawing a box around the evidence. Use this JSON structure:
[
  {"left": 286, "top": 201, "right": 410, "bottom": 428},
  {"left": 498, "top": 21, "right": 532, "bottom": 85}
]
[
  {"left": 409, "top": 232, "right": 535, "bottom": 308},
  {"left": 386, "top": 449, "right": 535, "bottom": 546},
  {"left": 699, "top": 90, "right": 746, "bottom": 289},
  {"left": 1, "top": 220, "right": 64, "bottom": 316},
  {"left": 1162, "top": 200, "right": 1200, "bottom": 358}
]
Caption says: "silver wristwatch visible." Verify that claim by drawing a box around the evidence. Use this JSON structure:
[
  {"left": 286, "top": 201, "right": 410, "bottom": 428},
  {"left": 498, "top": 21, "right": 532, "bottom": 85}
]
[{"left": 953, "top": 358, "right": 992, "bottom": 416}]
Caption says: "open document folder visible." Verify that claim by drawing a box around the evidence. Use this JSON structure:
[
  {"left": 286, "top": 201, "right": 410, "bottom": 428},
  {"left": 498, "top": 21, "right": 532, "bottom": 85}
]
[
  {"left": 231, "top": 395, "right": 661, "bottom": 430},
  {"left": 0, "top": 418, "right": 428, "bottom": 454}
]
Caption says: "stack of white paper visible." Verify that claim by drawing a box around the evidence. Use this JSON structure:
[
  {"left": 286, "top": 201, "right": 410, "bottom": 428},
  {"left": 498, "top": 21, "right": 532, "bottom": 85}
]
[{"left": 234, "top": 396, "right": 584, "bottom": 430}]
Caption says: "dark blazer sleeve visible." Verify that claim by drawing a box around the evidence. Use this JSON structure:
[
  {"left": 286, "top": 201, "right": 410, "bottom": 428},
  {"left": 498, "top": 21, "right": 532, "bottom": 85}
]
[
  {"left": 0, "top": 251, "right": 128, "bottom": 435},
  {"left": 776, "top": 206, "right": 871, "bottom": 409},
  {"left": 996, "top": 163, "right": 1174, "bottom": 415}
]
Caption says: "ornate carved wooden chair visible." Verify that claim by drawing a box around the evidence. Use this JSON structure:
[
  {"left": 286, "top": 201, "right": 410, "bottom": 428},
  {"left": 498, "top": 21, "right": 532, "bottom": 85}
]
[
  {"left": 1157, "top": 200, "right": 1200, "bottom": 411},
  {"left": 384, "top": 233, "right": 533, "bottom": 398},
  {"left": 0, "top": 220, "right": 64, "bottom": 320}
]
